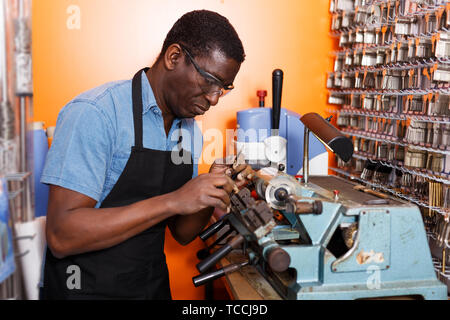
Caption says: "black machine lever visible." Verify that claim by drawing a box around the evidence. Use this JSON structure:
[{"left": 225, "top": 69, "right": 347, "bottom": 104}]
[
  {"left": 196, "top": 234, "right": 245, "bottom": 273},
  {"left": 198, "top": 214, "right": 229, "bottom": 242},
  {"left": 272, "top": 69, "right": 283, "bottom": 132},
  {"left": 196, "top": 228, "right": 234, "bottom": 260},
  {"left": 192, "top": 260, "right": 249, "bottom": 287}
]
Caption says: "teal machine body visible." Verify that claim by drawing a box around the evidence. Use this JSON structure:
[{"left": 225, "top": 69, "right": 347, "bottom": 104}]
[{"left": 257, "top": 173, "right": 448, "bottom": 300}]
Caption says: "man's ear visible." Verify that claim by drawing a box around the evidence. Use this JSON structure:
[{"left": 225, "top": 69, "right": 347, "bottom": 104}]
[{"left": 163, "top": 44, "right": 183, "bottom": 71}]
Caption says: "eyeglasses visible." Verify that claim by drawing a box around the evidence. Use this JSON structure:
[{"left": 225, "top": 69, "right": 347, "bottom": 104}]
[{"left": 181, "top": 45, "right": 234, "bottom": 97}]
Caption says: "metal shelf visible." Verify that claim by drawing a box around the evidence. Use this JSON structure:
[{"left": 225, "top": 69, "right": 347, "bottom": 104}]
[
  {"left": 330, "top": 1, "right": 449, "bottom": 36},
  {"left": 5, "top": 172, "right": 32, "bottom": 200},
  {"left": 341, "top": 129, "right": 450, "bottom": 155},
  {"left": 336, "top": 108, "right": 450, "bottom": 124},
  {"left": 328, "top": 87, "right": 450, "bottom": 96},
  {"left": 329, "top": 0, "right": 450, "bottom": 286},
  {"left": 329, "top": 166, "right": 449, "bottom": 216},
  {"left": 331, "top": 29, "right": 450, "bottom": 55},
  {"left": 330, "top": 57, "right": 450, "bottom": 75},
  {"left": 352, "top": 152, "right": 450, "bottom": 184}
]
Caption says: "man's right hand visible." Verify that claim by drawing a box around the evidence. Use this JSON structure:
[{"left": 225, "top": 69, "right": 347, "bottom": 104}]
[{"left": 166, "top": 173, "right": 235, "bottom": 216}]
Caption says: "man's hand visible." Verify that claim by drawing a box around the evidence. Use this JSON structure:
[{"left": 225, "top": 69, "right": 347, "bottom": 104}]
[
  {"left": 209, "top": 155, "right": 236, "bottom": 174},
  {"left": 166, "top": 155, "right": 253, "bottom": 216},
  {"left": 166, "top": 173, "right": 236, "bottom": 215},
  {"left": 166, "top": 155, "right": 254, "bottom": 244},
  {"left": 209, "top": 155, "right": 252, "bottom": 188}
]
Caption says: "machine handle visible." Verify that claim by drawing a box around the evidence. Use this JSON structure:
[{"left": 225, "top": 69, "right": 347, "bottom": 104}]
[
  {"left": 197, "top": 228, "right": 234, "bottom": 260},
  {"left": 274, "top": 189, "right": 323, "bottom": 215},
  {"left": 192, "top": 261, "right": 249, "bottom": 287},
  {"left": 291, "top": 199, "right": 323, "bottom": 215},
  {"left": 196, "top": 234, "right": 244, "bottom": 273},
  {"left": 272, "top": 69, "right": 283, "bottom": 131},
  {"left": 199, "top": 215, "right": 229, "bottom": 241}
]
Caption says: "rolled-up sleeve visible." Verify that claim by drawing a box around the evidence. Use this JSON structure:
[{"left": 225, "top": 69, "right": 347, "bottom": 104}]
[{"left": 41, "top": 101, "right": 114, "bottom": 202}]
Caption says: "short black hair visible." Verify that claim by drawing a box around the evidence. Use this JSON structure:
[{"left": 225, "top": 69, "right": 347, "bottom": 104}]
[{"left": 159, "top": 10, "right": 245, "bottom": 64}]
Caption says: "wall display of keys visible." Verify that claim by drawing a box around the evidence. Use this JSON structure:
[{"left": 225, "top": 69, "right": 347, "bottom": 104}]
[{"left": 329, "top": 0, "right": 450, "bottom": 292}]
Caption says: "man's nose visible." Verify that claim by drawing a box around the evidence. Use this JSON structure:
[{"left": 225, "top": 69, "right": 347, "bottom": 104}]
[{"left": 204, "top": 92, "right": 220, "bottom": 107}]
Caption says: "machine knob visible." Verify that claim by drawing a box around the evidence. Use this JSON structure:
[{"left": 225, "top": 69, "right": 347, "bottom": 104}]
[
  {"left": 257, "top": 90, "right": 267, "bottom": 107},
  {"left": 266, "top": 247, "right": 291, "bottom": 273},
  {"left": 333, "top": 190, "right": 340, "bottom": 201},
  {"left": 311, "top": 200, "right": 323, "bottom": 214}
]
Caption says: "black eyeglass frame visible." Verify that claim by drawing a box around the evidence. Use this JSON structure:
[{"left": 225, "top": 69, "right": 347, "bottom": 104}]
[{"left": 180, "top": 45, "right": 234, "bottom": 97}]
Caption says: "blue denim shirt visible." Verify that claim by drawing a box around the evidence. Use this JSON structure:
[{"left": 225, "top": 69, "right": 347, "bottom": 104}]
[
  {"left": 38, "top": 71, "right": 203, "bottom": 289},
  {"left": 41, "top": 70, "right": 203, "bottom": 208}
]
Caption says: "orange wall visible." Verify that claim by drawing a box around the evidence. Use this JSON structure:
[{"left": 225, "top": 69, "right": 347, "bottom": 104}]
[{"left": 32, "top": 0, "right": 335, "bottom": 300}]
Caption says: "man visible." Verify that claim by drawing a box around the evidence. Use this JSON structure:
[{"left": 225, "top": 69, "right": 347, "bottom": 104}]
[{"left": 40, "top": 10, "right": 246, "bottom": 300}]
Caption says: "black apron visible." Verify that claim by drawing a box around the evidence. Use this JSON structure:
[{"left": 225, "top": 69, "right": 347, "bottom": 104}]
[{"left": 41, "top": 68, "right": 193, "bottom": 300}]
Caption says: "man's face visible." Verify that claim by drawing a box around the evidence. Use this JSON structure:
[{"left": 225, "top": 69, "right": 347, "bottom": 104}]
[{"left": 165, "top": 47, "right": 241, "bottom": 118}]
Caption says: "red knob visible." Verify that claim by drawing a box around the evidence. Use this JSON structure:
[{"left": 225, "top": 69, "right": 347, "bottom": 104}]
[
  {"left": 257, "top": 90, "right": 267, "bottom": 107},
  {"left": 257, "top": 90, "right": 267, "bottom": 98}
]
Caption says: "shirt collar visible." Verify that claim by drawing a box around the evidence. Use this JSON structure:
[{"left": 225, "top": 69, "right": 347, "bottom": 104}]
[
  {"left": 140, "top": 70, "right": 158, "bottom": 115},
  {"left": 140, "top": 70, "right": 182, "bottom": 127}
]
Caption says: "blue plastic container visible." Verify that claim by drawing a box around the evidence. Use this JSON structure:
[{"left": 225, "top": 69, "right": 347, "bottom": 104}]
[
  {"left": 0, "top": 177, "right": 15, "bottom": 282},
  {"left": 33, "top": 122, "right": 49, "bottom": 217}
]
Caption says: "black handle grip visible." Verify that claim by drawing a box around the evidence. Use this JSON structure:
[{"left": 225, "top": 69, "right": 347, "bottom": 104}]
[
  {"left": 193, "top": 261, "right": 249, "bottom": 287},
  {"left": 198, "top": 215, "right": 229, "bottom": 241},
  {"left": 193, "top": 268, "right": 226, "bottom": 287},
  {"left": 196, "top": 243, "right": 233, "bottom": 273},
  {"left": 272, "top": 69, "right": 284, "bottom": 131},
  {"left": 197, "top": 228, "right": 234, "bottom": 260},
  {"left": 196, "top": 234, "right": 244, "bottom": 273}
]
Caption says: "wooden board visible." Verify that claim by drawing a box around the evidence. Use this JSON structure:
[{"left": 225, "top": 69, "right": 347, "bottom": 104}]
[{"left": 219, "top": 251, "right": 282, "bottom": 300}]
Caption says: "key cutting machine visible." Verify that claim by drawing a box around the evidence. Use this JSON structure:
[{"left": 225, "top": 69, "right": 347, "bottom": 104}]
[{"left": 192, "top": 109, "right": 447, "bottom": 300}]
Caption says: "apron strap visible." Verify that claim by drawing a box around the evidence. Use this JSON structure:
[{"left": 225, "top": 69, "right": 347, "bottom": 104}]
[{"left": 132, "top": 68, "right": 150, "bottom": 148}]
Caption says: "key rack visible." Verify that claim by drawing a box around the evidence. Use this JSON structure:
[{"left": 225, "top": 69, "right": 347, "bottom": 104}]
[{"left": 328, "top": 0, "right": 450, "bottom": 292}]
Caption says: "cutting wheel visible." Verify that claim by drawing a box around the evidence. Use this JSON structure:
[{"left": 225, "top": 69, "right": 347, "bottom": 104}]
[{"left": 265, "top": 177, "right": 297, "bottom": 210}]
